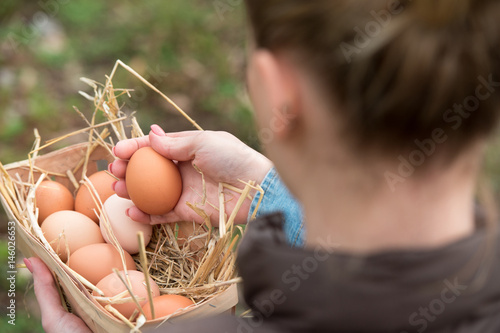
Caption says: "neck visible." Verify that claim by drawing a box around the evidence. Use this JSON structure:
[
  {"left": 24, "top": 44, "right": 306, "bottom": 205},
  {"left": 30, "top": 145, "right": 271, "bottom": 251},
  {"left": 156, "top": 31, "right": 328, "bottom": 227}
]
[{"left": 300, "top": 153, "right": 481, "bottom": 254}]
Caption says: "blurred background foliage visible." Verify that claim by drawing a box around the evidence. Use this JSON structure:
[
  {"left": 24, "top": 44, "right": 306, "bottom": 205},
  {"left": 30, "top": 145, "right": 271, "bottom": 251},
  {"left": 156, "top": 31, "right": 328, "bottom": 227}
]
[
  {"left": 0, "top": 1, "right": 250, "bottom": 331},
  {"left": 0, "top": 0, "right": 253, "bottom": 164}
]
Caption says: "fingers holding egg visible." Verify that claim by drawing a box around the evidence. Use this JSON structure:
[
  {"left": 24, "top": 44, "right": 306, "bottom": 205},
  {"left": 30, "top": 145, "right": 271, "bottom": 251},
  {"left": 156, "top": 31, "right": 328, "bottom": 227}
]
[
  {"left": 113, "top": 136, "right": 151, "bottom": 160},
  {"left": 126, "top": 206, "right": 191, "bottom": 225},
  {"left": 125, "top": 206, "right": 152, "bottom": 224},
  {"left": 149, "top": 211, "right": 184, "bottom": 225},
  {"left": 112, "top": 180, "right": 130, "bottom": 199},
  {"left": 109, "top": 159, "right": 128, "bottom": 179}
]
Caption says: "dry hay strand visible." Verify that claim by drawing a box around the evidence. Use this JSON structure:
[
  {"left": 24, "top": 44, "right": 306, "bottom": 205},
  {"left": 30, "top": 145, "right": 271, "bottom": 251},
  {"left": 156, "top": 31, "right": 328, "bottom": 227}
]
[{"left": 0, "top": 60, "right": 264, "bottom": 327}]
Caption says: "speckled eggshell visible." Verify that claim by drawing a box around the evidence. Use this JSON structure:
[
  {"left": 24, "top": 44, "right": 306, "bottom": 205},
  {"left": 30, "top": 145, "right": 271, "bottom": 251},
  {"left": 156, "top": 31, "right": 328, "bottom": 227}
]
[
  {"left": 125, "top": 147, "right": 182, "bottom": 215},
  {"left": 68, "top": 243, "right": 136, "bottom": 285},
  {"left": 41, "top": 210, "right": 104, "bottom": 262},
  {"left": 36, "top": 180, "right": 74, "bottom": 224},
  {"left": 100, "top": 194, "right": 153, "bottom": 254},
  {"left": 75, "top": 171, "right": 116, "bottom": 223},
  {"left": 93, "top": 270, "right": 160, "bottom": 318}
]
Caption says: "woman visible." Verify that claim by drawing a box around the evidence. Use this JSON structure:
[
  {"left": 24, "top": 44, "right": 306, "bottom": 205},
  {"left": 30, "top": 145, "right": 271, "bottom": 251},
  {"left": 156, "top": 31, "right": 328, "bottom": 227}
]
[{"left": 27, "top": 0, "right": 500, "bottom": 331}]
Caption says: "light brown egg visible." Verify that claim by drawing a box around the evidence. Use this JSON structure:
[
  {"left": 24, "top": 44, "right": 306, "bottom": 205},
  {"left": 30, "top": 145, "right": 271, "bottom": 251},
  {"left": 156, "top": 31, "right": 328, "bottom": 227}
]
[
  {"left": 41, "top": 210, "right": 104, "bottom": 262},
  {"left": 68, "top": 243, "right": 136, "bottom": 285},
  {"left": 126, "top": 147, "right": 182, "bottom": 215},
  {"left": 75, "top": 171, "right": 116, "bottom": 223},
  {"left": 141, "top": 294, "right": 195, "bottom": 320},
  {"left": 100, "top": 194, "right": 152, "bottom": 255},
  {"left": 93, "top": 270, "right": 160, "bottom": 318},
  {"left": 36, "top": 180, "right": 74, "bottom": 224}
]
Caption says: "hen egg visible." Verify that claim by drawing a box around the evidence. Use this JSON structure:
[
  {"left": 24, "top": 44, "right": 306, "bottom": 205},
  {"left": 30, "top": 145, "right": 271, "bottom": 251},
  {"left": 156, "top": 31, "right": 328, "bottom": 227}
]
[
  {"left": 126, "top": 147, "right": 182, "bottom": 215},
  {"left": 175, "top": 221, "right": 206, "bottom": 252},
  {"left": 41, "top": 210, "right": 104, "bottom": 262},
  {"left": 93, "top": 270, "right": 160, "bottom": 318},
  {"left": 141, "top": 294, "right": 195, "bottom": 320},
  {"left": 68, "top": 243, "right": 136, "bottom": 285},
  {"left": 100, "top": 194, "right": 153, "bottom": 254},
  {"left": 75, "top": 171, "right": 116, "bottom": 223},
  {"left": 36, "top": 180, "right": 74, "bottom": 223}
]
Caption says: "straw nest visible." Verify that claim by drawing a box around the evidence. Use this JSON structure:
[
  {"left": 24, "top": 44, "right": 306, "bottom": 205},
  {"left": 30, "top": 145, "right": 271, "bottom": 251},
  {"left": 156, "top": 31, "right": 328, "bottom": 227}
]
[{"left": 0, "top": 60, "right": 263, "bottom": 329}]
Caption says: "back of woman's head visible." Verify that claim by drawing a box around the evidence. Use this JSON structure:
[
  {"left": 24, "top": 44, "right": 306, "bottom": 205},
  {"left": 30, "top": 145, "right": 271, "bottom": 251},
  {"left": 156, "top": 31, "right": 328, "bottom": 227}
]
[{"left": 245, "top": 0, "right": 500, "bottom": 158}]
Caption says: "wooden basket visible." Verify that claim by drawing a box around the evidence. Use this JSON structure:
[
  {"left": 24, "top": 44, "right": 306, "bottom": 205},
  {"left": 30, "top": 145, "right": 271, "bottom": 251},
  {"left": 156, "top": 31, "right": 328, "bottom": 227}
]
[{"left": 0, "top": 142, "right": 238, "bottom": 333}]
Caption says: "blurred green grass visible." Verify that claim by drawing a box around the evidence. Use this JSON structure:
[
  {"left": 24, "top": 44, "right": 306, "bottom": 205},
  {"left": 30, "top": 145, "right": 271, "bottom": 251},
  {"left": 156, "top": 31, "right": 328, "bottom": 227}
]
[
  {"left": 1, "top": 0, "right": 251, "bottom": 330},
  {"left": 0, "top": 0, "right": 253, "bottom": 164}
]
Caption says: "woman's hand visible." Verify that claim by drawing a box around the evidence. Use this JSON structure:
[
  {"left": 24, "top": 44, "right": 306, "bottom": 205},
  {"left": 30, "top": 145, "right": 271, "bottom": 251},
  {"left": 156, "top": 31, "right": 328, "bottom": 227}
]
[
  {"left": 27, "top": 129, "right": 272, "bottom": 332},
  {"left": 26, "top": 258, "right": 91, "bottom": 333},
  {"left": 110, "top": 125, "right": 273, "bottom": 226}
]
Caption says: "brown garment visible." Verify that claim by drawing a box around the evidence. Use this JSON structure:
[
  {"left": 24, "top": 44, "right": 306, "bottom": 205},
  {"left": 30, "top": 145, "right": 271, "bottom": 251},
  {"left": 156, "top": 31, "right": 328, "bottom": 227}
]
[{"left": 156, "top": 213, "right": 500, "bottom": 333}]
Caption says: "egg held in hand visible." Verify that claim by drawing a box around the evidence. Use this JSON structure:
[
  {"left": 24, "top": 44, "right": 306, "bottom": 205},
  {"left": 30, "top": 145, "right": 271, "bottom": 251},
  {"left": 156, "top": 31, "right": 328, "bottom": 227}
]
[
  {"left": 75, "top": 171, "right": 116, "bottom": 223},
  {"left": 141, "top": 294, "right": 195, "bottom": 320},
  {"left": 100, "top": 194, "right": 153, "bottom": 254},
  {"left": 93, "top": 270, "right": 160, "bottom": 318},
  {"left": 126, "top": 147, "right": 182, "bottom": 215},
  {"left": 35, "top": 180, "right": 74, "bottom": 223}
]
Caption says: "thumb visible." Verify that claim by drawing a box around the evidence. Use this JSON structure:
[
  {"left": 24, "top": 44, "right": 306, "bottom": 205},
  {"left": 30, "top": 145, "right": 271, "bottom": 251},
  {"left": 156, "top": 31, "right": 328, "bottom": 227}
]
[{"left": 149, "top": 127, "right": 202, "bottom": 162}]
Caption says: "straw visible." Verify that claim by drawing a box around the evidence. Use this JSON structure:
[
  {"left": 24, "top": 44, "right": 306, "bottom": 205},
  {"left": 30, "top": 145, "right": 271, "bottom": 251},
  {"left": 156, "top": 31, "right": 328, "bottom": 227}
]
[
  {"left": 111, "top": 268, "right": 146, "bottom": 318},
  {"left": 0, "top": 60, "right": 265, "bottom": 327},
  {"left": 137, "top": 232, "right": 155, "bottom": 320}
]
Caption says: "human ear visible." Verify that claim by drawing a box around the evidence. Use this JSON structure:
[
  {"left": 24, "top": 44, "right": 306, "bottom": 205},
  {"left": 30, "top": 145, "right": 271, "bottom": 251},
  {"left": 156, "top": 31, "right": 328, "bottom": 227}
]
[{"left": 248, "top": 50, "right": 300, "bottom": 140}]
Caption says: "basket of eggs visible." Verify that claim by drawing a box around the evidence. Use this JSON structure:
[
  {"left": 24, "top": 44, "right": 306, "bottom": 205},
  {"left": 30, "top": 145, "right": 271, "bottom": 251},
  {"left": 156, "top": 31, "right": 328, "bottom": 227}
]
[{"left": 0, "top": 61, "right": 260, "bottom": 332}]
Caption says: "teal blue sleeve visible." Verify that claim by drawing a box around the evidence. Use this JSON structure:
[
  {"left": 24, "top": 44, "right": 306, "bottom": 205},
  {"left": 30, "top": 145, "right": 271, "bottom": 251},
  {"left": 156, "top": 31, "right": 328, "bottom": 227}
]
[{"left": 247, "top": 167, "right": 305, "bottom": 247}]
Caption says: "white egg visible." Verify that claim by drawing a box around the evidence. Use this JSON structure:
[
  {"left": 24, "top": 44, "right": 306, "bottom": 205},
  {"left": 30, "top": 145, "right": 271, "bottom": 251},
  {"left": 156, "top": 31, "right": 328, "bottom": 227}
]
[{"left": 100, "top": 194, "right": 153, "bottom": 254}]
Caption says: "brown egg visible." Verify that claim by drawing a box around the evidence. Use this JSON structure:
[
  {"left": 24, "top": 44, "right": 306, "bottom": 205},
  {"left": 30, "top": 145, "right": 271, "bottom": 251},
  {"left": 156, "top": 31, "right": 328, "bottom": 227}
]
[
  {"left": 93, "top": 270, "right": 160, "bottom": 318},
  {"left": 141, "top": 295, "right": 195, "bottom": 320},
  {"left": 68, "top": 243, "right": 136, "bottom": 285},
  {"left": 41, "top": 210, "right": 104, "bottom": 262},
  {"left": 75, "top": 171, "right": 116, "bottom": 223},
  {"left": 36, "top": 180, "right": 74, "bottom": 224},
  {"left": 175, "top": 221, "right": 205, "bottom": 252},
  {"left": 126, "top": 147, "right": 182, "bottom": 215}
]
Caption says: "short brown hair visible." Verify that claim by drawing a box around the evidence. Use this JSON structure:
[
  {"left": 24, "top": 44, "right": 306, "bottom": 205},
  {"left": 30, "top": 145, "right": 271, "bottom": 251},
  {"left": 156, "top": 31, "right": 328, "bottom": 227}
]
[{"left": 245, "top": 0, "right": 500, "bottom": 157}]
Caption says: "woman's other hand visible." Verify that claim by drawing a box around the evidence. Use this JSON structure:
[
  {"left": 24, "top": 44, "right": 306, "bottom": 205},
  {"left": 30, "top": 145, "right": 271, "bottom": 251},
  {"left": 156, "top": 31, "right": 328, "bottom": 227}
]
[{"left": 26, "top": 258, "right": 91, "bottom": 333}]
